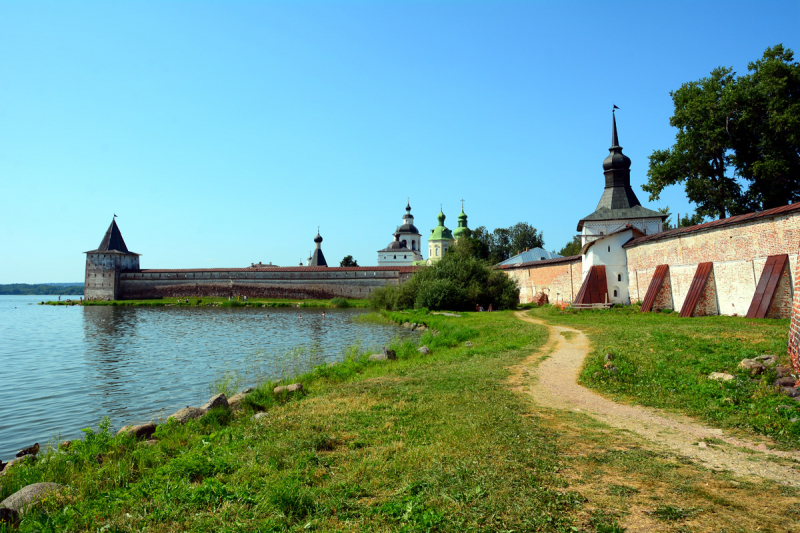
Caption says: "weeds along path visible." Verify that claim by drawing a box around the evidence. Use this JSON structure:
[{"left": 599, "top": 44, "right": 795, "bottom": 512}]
[{"left": 511, "top": 311, "right": 800, "bottom": 486}]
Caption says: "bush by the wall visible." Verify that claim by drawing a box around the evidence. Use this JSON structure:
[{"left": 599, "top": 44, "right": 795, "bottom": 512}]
[{"left": 370, "top": 243, "right": 519, "bottom": 311}]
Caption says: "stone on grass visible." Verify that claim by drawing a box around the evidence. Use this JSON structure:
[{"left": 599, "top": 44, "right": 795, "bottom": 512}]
[
  {"left": 775, "top": 376, "right": 797, "bottom": 388},
  {"left": 116, "top": 423, "right": 157, "bottom": 440},
  {"left": 781, "top": 387, "right": 800, "bottom": 398},
  {"left": 465, "top": 341, "right": 474, "bottom": 347},
  {"left": 227, "top": 392, "right": 247, "bottom": 411},
  {"left": 251, "top": 412, "right": 269, "bottom": 421},
  {"left": 382, "top": 347, "right": 397, "bottom": 360},
  {"left": 168, "top": 406, "right": 208, "bottom": 424},
  {"left": 201, "top": 393, "right": 229, "bottom": 410},
  {"left": 739, "top": 359, "right": 766, "bottom": 375},
  {"left": 274, "top": 383, "right": 303, "bottom": 394},
  {"left": 755, "top": 354, "right": 779, "bottom": 367},
  {"left": 241, "top": 387, "right": 255, "bottom": 394},
  {"left": 603, "top": 362, "right": 618, "bottom": 373},
  {"left": 708, "top": 372, "right": 735, "bottom": 382},
  {"left": 0, "top": 483, "right": 63, "bottom": 515},
  {"left": 776, "top": 365, "right": 793, "bottom": 378},
  {"left": 418, "top": 346, "right": 431, "bottom": 355},
  {"left": 604, "top": 353, "right": 613, "bottom": 361},
  {"left": 401, "top": 322, "right": 411, "bottom": 329},
  {"left": 144, "top": 439, "right": 158, "bottom": 446},
  {"left": 369, "top": 353, "right": 388, "bottom": 362}
]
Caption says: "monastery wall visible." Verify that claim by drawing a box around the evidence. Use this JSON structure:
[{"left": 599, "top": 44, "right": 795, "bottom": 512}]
[
  {"left": 111, "top": 267, "right": 410, "bottom": 301},
  {"left": 625, "top": 209, "right": 800, "bottom": 317},
  {"left": 500, "top": 256, "right": 582, "bottom": 304}
]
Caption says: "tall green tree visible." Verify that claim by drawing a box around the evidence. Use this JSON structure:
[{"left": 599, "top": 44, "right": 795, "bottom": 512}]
[
  {"left": 644, "top": 44, "right": 800, "bottom": 219},
  {"left": 731, "top": 45, "right": 800, "bottom": 209},
  {"left": 643, "top": 67, "right": 743, "bottom": 219}
]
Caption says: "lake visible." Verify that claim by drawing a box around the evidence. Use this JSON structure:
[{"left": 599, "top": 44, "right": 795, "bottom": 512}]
[{"left": 0, "top": 295, "right": 414, "bottom": 462}]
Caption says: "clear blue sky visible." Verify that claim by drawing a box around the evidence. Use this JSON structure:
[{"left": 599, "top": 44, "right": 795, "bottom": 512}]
[{"left": 2, "top": 1, "right": 797, "bottom": 283}]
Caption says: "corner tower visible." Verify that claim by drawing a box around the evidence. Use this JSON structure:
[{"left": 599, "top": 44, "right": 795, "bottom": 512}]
[{"left": 84, "top": 218, "right": 140, "bottom": 300}]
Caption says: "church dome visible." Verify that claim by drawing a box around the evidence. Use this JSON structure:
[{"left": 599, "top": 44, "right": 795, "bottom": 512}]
[{"left": 314, "top": 233, "right": 323, "bottom": 244}]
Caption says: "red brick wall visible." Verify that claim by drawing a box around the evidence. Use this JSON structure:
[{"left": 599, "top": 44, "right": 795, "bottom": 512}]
[
  {"left": 504, "top": 259, "right": 582, "bottom": 304},
  {"left": 626, "top": 213, "right": 799, "bottom": 317},
  {"left": 788, "top": 253, "right": 800, "bottom": 378},
  {"left": 118, "top": 269, "right": 401, "bottom": 300},
  {"left": 652, "top": 270, "right": 673, "bottom": 311}
]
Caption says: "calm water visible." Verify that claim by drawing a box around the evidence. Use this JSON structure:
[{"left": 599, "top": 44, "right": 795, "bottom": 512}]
[{"left": 0, "top": 295, "right": 414, "bottom": 461}]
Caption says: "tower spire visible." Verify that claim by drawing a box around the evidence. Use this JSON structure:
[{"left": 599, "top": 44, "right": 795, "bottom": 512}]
[{"left": 611, "top": 110, "right": 620, "bottom": 148}]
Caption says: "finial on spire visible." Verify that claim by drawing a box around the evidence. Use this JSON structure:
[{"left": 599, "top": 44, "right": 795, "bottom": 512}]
[
  {"left": 611, "top": 109, "right": 620, "bottom": 148},
  {"left": 461, "top": 199, "right": 464, "bottom": 211}
]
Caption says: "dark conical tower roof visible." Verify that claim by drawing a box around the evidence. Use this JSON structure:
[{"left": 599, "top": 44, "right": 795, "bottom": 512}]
[
  {"left": 577, "top": 111, "right": 666, "bottom": 231},
  {"left": 85, "top": 218, "right": 139, "bottom": 255},
  {"left": 309, "top": 230, "right": 327, "bottom": 267}
]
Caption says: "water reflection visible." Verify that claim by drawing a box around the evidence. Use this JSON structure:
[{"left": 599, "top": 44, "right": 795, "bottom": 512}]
[{"left": 0, "top": 297, "right": 416, "bottom": 461}]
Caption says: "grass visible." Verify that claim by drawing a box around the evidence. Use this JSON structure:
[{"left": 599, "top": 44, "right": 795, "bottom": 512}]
[
  {"left": 42, "top": 297, "right": 371, "bottom": 308},
  {"left": 0, "top": 311, "right": 589, "bottom": 532},
  {"left": 4, "top": 309, "right": 799, "bottom": 532},
  {"left": 528, "top": 304, "right": 800, "bottom": 449}
]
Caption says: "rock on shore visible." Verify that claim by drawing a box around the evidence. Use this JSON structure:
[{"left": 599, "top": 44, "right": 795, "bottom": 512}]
[
  {"left": 1, "top": 482, "right": 63, "bottom": 515},
  {"left": 168, "top": 407, "right": 208, "bottom": 424}
]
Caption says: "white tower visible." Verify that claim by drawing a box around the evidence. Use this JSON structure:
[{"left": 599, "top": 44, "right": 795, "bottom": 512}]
[{"left": 377, "top": 202, "right": 423, "bottom": 266}]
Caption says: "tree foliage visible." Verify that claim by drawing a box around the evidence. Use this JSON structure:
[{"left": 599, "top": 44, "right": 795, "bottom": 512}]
[
  {"left": 468, "top": 223, "right": 544, "bottom": 264},
  {"left": 644, "top": 44, "right": 800, "bottom": 219},
  {"left": 369, "top": 240, "right": 519, "bottom": 311},
  {"left": 558, "top": 236, "right": 582, "bottom": 257},
  {"left": 339, "top": 255, "right": 359, "bottom": 267}
]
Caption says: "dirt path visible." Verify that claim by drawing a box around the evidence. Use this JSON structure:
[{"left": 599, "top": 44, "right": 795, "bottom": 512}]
[{"left": 510, "top": 311, "right": 800, "bottom": 486}]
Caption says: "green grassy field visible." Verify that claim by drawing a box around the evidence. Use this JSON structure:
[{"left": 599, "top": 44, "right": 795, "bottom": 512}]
[
  {"left": 528, "top": 305, "right": 800, "bottom": 449},
  {"left": 3, "top": 310, "right": 798, "bottom": 532}
]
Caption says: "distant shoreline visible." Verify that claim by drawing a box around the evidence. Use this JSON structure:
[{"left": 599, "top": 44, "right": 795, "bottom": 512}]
[{"left": 0, "top": 283, "right": 83, "bottom": 296}]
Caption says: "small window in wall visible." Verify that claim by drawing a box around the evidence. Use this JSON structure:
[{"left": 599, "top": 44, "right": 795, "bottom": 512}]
[
  {"left": 404, "top": 255, "right": 407, "bottom": 259},
  {"left": 613, "top": 289, "right": 618, "bottom": 297},
  {"left": 435, "top": 248, "right": 439, "bottom": 256},
  {"left": 607, "top": 246, "right": 610, "bottom": 252},
  {"left": 618, "top": 273, "right": 622, "bottom": 281},
  {"left": 394, "top": 255, "right": 396, "bottom": 259}
]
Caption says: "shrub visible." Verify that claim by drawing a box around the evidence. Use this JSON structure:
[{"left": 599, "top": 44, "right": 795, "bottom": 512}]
[
  {"left": 330, "top": 297, "right": 350, "bottom": 308},
  {"left": 370, "top": 246, "right": 519, "bottom": 311},
  {"left": 415, "top": 278, "right": 468, "bottom": 310}
]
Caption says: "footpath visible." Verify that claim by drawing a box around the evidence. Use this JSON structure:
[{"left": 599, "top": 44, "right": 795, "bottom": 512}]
[{"left": 511, "top": 311, "right": 800, "bottom": 487}]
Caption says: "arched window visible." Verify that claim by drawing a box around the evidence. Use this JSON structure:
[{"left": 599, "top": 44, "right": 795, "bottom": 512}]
[
  {"left": 435, "top": 248, "right": 439, "bottom": 257},
  {"left": 607, "top": 245, "right": 610, "bottom": 252},
  {"left": 613, "top": 289, "right": 618, "bottom": 297},
  {"left": 401, "top": 239, "right": 407, "bottom": 248},
  {"left": 394, "top": 255, "right": 396, "bottom": 259},
  {"left": 412, "top": 240, "right": 416, "bottom": 250},
  {"left": 617, "top": 273, "right": 622, "bottom": 281}
]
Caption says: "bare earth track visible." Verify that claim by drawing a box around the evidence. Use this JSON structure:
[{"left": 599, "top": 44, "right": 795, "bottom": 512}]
[{"left": 510, "top": 311, "right": 800, "bottom": 486}]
